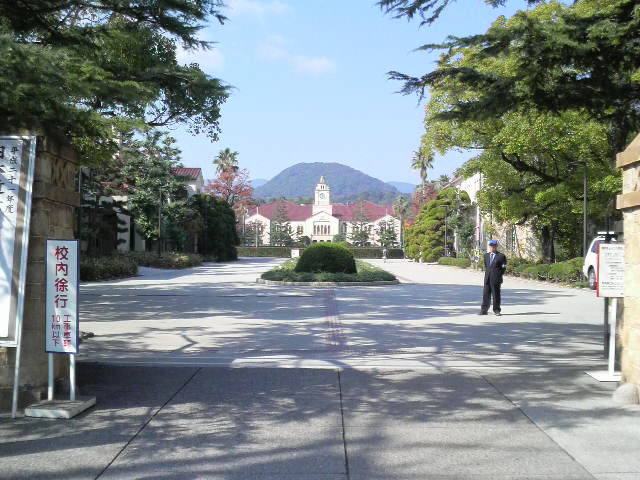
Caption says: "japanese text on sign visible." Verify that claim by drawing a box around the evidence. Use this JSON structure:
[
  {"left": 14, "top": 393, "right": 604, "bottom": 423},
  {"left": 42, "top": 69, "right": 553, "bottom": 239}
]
[
  {"left": 597, "top": 244, "right": 625, "bottom": 298},
  {"left": 45, "top": 240, "right": 79, "bottom": 354},
  {"left": 0, "top": 138, "right": 27, "bottom": 342}
]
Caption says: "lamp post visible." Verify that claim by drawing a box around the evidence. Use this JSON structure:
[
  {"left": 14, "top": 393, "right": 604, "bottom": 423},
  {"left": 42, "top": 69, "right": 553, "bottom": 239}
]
[
  {"left": 158, "top": 186, "right": 162, "bottom": 257},
  {"left": 444, "top": 204, "right": 449, "bottom": 257},
  {"left": 568, "top": 161, "right": 588, "bottom": 256},
  {"left": 582, "top": 161, "right": 588, "bottom": 257}
]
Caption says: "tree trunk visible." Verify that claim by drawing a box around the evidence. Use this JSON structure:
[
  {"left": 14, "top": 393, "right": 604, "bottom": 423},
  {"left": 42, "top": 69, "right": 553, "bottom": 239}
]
[{"left": 540, "top": 224, "right": 556, "bottom": 263}]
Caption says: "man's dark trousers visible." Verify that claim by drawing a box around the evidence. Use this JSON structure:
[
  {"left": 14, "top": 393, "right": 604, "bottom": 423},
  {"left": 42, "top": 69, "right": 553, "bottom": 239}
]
[{"left": 481, "top": 251, "right": 507, "bottom": 313}]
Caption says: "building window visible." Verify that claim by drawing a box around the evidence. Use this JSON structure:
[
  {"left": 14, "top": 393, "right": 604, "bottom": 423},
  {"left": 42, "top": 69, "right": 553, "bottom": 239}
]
[{"left": 297, "top": 225, "right": 303, "bottom": 235}]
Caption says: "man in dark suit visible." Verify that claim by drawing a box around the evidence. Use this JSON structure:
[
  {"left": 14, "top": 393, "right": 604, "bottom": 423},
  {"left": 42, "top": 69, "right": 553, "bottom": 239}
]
[{"left": 479, "top": 240, "right": 507, "bottom": 316}]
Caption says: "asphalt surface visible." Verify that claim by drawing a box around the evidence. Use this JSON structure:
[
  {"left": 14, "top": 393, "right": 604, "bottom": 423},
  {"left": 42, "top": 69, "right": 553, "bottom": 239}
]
[{"left": 0, "top": 258, "right": 638, "bottom": 480}]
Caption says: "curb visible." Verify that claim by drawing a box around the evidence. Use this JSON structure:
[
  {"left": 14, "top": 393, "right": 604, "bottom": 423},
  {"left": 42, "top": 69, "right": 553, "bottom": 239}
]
[{"left": 256, "top": 278, "right": 400, "bottom": 287}]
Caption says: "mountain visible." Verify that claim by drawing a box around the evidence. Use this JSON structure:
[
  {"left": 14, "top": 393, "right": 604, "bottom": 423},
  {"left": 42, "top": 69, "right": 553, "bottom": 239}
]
[
  {"left": 387, "top": 181, "right": 416, "bottom": 194},
  {"left": 251, "top": 178, "right": 268, "bottom": 188},
  {"left": 254, "top": 162, "right": 400, "bottom": 203}
]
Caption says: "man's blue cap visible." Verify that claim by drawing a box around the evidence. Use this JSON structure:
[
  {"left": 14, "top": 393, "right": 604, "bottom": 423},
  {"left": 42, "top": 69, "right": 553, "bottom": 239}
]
[{"left": 488, "top": 240, "right": 498, "bottom": 246}]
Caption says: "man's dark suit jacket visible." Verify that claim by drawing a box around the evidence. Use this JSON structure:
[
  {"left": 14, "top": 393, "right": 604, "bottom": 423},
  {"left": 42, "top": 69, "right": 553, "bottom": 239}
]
[{"left": 484, "top": 251, "right": 507, "bottom": 285}]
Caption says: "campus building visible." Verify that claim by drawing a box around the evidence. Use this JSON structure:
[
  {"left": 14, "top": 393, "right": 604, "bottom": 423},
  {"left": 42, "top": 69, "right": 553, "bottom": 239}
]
[
  {"left": 244, "top": 177, "right": 401, "bottom": 246},
  {"left": 447, "top": 172, "right": 539, "bottom": 258}
]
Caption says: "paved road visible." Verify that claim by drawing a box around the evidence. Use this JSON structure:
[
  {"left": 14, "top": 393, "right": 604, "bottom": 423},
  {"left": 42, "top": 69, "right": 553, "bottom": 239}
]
[
  {"left": 77, "top": 258, "right": 605, "bottom": 370},
  {"left": 1, "top": 258, "right": 638, "bottom": 480}
]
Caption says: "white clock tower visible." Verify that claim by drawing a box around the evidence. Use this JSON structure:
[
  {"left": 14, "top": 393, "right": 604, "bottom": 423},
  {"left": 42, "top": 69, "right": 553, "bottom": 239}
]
[{"left": 313, "top": 176, "right": 332, "bottom": 215}]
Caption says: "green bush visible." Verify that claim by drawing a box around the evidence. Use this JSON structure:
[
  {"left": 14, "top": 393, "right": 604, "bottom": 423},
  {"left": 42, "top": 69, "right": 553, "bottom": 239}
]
[
  {"left": 295, "top": 244, "right": 357, "bottom": 274},
  {"left": 237, "top": 247, "right": 292, "bottom": 257},
  {"left": 438, "top": 257, "right": 472, "bottom": 268},
  {"left": 505, "top": 257, "right": 530, "bottom": 275},
  {"left": 262, "top": 259, "right": 395, "bottom": 282},
  {"left": 80, "top": 255, "right": 138, "bottom": 281},
  {"left": 547, "top": 257, "right": 584, "bottom": 283},
  {"left": 129, "top": 252, "right": 202, "bottom": 269},
  {"left": 349, "top": 248, "right": 404, "bottom": 259}
]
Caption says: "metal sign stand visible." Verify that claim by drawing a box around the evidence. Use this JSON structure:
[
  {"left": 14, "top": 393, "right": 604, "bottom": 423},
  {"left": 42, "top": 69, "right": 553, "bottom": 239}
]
[
  {"left": 587, "top": 298, "right": 621, "bottom": 382},
  {"left": 25, "top": 355, "right": 95, "bottom": 419},
  {"left": 24, "top": 240, "right": 95, "bottom": 419},
  {"left": 586, "top": 243, "right": 623, "bottom": 382}
]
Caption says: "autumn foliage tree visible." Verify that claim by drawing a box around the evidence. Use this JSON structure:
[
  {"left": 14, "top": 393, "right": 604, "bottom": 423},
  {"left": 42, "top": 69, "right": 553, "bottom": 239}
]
[{"left": 204, "top": 168, "right": 254, "bottom": 212}]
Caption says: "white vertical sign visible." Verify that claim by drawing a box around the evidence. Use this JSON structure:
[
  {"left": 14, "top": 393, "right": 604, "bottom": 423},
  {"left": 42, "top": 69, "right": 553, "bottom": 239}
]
[
  {"left": 0, "top": 136, "right": 36, "bottom": 345},
  {"left": 45, "top": 240, "right": 80, "bottom": 354},
  {"left": 597, "top": 244, "right": 625, "bottom": 298}
]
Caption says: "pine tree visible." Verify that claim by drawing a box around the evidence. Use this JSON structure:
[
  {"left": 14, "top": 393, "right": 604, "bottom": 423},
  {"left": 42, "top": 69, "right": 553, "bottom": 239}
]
[
  {"left": 269, "top": 202, "right": 294, "bottom": 246},
  {"left": 349, "top": 202, "right": 371, "bottom": 247}
]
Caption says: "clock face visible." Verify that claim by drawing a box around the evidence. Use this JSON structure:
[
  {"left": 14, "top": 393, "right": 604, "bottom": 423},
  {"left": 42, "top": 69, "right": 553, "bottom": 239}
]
[{"left": 319, "top": 193, "right": 325, "bottom": 199}]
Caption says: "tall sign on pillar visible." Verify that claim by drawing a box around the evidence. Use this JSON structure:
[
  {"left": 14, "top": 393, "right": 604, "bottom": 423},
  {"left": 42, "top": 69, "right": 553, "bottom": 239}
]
[
  {"left": 0, "top": 136, "right": 36, "bottom": 418},
  {"left": 0, "top": 136, "right": 36, "bottom": 345}
]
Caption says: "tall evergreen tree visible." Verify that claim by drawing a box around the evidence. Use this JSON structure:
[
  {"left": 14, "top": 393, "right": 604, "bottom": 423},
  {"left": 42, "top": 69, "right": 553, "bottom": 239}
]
[
  {"left": 349, "top": 202, "right": 372, "bottom": 247},
  {"left": 0, "top": 0, "right": 229, "bottom": 164},
  {"left": 269, "top": 201, "right": 294, "bottom": 246}
]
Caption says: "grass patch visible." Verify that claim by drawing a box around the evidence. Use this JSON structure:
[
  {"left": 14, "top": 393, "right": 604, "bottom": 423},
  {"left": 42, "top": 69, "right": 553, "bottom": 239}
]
[
  {"left": 262, "top": 259, "right": 396, "bottom": 283},
  {"left": 438, "top": 257, "right": 472, "bottom": 268}
]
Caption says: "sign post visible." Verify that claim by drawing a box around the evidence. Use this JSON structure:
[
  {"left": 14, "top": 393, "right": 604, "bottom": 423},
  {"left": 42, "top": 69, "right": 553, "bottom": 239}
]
[
  {"left": 0, "top": 136, "right": 36, "bottom": 418},
  {"left": 587, "top": 243, "right": 624, "bottom": 382},
  {"left": 24, "top": 240, "right": 95, "bottom": 419}
]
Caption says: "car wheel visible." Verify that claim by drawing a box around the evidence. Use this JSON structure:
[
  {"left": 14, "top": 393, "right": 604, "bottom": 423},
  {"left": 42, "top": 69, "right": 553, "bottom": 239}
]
[{"left": 588, "top": 268, "right": 596, "bottom": 290}]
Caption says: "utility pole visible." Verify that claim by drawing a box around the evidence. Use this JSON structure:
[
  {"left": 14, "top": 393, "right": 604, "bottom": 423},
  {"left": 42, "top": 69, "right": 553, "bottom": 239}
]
[
  {"left": 583, "top": 162, "right": 588, "bottom": 257},
  {"left": 444, "top": 204, "right": 449, "bottom": 257},
  {"left": 158, "top": 186, "right": 162, "bottom": 257}
]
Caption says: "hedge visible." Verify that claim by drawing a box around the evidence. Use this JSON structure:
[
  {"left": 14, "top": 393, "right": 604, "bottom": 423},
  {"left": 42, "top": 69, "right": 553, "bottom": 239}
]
[
  {"left": 262, "top": 259, "right": 396, "bottom": 283},
  {"left": 295, "top": 243, "right": 357, "bottom": 273},
  {"left": 438, "top": 254, "right": 586, "bottom": 286},
  {"left": 80, "top": 255, "right": 138, "bottom": 281},
  {"left": 510, "top": 257, "right": 585, "bottom": 284},
  {"left": 129, "top": 252, "right": 203, "bottom": 269},
  {"left": 237, "top": 247, "right": 292, "bottom": 257},
  {"left": 438, "top": 257, "right": 472, "bottom": 268},
  {"left": 237, "top": 246, "right": 404, "bottom": 259},
  {"left": 350, "top": 248, "right": 404, "bottom": 259}
]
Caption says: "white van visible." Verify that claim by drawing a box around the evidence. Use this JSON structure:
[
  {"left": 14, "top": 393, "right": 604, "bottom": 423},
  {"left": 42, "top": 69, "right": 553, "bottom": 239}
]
[{"left": 583, "top": 232, "right": 619, "bottom": 289}]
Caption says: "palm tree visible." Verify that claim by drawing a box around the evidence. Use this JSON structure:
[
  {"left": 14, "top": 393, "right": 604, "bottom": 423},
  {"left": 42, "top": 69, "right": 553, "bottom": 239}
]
[
  {"left": 214, "top": 148, "right": 239, "bottom": 173},
  {"left": 411, "top": 150, "right": 433, "bottom": 188},
  {"left": 393, "top": 195, "right": 410, "bottom": 248},
  {"left": 438, "top": 174, "right": 450, "bottom": 186}
]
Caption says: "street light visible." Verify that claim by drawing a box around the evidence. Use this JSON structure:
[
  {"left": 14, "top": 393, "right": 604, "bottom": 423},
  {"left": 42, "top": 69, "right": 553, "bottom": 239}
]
[
  {"left": 158, "top": 186, "right": 162, "bottom": 257},
  {"left": 569, "top": 161, "right": 588, "bottom": 256},
  {"left": 444, "top": 204, "right": 449, "bottom": 257}
]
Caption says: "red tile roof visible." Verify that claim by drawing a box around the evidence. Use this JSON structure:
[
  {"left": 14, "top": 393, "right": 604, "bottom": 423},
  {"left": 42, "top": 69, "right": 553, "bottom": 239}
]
[
  {"left": 332, "top": 201, "right": 393, "bottom": 221},
  {"left": 171, "top": 168, "right": 202, "bottom": 180},
  {"left": 248, "top": 201, "right": 313, "bottom": 221},
  {"left": 248, "top": 200, "right": 393, "bottom": 221}
]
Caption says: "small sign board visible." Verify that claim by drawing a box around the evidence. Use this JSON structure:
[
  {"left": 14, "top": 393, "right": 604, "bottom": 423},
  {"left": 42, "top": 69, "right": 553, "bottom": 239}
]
[
  {"left": 597, "top": 243, "right": 625, "bottom": 298},
  {"left": 0, "top": 136, "right": 36, "bottom": 346},
  {"left": 45, "top": 240, "right": 80, "bottom": 354}
]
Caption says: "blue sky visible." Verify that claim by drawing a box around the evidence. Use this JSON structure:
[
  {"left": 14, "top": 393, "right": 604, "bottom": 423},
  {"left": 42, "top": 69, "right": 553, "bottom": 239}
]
[{"left": 172, "top": 0, "right": 527, "bottom": 185}]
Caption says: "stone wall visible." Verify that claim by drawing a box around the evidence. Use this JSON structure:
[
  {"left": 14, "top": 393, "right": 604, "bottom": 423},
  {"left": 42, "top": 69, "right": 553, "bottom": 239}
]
[
  {"left": 0, "top": 135, "right": 79, "bottom": 409},
  {"left": 616, "top": 134, "right": 640, "bottom": 401}
]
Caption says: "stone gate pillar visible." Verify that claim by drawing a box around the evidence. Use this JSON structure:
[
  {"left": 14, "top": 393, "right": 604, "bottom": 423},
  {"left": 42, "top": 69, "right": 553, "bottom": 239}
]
[
  {"left": 0, "top": 136, "right": 79, "bottom": 409},
  {"left": 615, "top": 134, "right": 640, "bottom": 404}
]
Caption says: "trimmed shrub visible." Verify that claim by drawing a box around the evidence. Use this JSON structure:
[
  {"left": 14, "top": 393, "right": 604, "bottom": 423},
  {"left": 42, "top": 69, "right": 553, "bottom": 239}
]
[
  {"left": 295, "top": 244, "right": 357, "bottom": 274},
  {"left": 438, "top": 257, "right": 472, "bottom": 268},
  {"left": 129, "top": 252, "right": 202, "bottom": 269},
  {"left": 237, "top": 247, "right": 292, "bottom": 258},
  {"left": 262, "top": 259, "right": 395, "bottom": 282},
  {"left": 80, "top": 255, "right": 138, "bottom": 281},
  {"left": 349, "top": 248, "right": 404, "bottom": 259},
  {"left": 547, "top": 257, "right": 584, "bottom": 283},
  {"left": 505, "top": 257, "right": 530, "bottom": 275}
]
